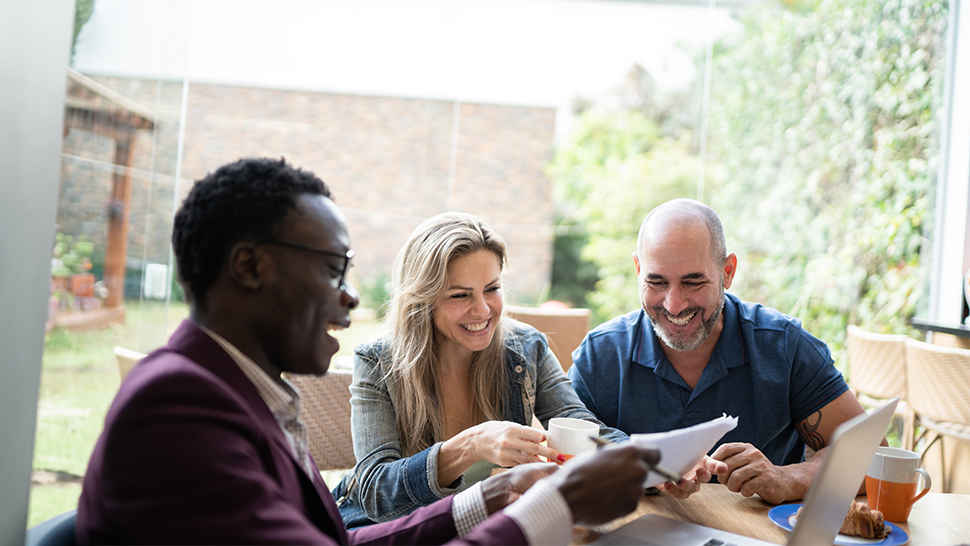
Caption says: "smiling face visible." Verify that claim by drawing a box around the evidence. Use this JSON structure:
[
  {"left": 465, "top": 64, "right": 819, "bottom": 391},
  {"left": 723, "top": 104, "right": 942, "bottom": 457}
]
[
  {"left": 635, "top": 216, "right": 735, "bottom": 353},
  {"left": 432, "top": 249, "right": 504, "bottom": 363},
  {"left": 258, "top": 194, "right": 359, "bottom": 375}
]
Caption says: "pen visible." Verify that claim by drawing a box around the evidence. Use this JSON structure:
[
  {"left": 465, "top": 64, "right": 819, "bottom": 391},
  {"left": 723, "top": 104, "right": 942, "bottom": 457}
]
[{"left": 589, "top": 435, "right": 684, "bottom": 484}]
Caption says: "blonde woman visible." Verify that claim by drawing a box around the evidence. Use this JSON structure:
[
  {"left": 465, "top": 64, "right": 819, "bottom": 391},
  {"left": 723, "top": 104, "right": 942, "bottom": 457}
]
[{"left": 334, "top": 212, "right": 624, "bottom": 528}]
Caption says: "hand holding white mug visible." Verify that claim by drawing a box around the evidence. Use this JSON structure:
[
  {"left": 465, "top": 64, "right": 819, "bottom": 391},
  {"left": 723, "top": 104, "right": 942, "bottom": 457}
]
[{"left": 546, "top": 417, "right": 598, "bottom": 463}]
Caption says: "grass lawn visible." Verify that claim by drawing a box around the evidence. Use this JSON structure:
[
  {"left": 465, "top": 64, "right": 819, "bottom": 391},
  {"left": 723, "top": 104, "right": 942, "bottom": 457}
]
[{"left": 28, "top": 299, "right": 382, "bottom": 528}]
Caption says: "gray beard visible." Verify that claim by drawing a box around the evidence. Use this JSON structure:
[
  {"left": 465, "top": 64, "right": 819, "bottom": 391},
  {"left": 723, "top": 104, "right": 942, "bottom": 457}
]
[{"left": 647, "top": 288, "right": 725, "bottom": 352}]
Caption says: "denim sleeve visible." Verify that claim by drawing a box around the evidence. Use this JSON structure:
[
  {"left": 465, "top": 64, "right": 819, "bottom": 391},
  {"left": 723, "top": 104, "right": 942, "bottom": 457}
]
[
  {"left": 349, "top": 351, "right": 463, "bottom": 522},
  {"left": 533, "top": 344, "right": 628, "bottom": 443}
]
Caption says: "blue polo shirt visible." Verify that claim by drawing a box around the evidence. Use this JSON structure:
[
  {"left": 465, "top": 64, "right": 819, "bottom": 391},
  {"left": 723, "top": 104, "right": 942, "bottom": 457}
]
[{"left": 568, "top": 293, "right": 848, "bottom": 467}]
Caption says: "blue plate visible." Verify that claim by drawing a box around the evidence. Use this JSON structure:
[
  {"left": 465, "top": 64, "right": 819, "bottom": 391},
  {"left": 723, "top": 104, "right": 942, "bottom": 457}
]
[{"left": 768, "top": 504, "right": 909, "bottom": 545}]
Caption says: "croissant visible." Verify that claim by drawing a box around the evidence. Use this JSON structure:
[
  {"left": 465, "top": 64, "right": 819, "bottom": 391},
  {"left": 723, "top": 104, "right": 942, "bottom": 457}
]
[
  {"left": 795, "top": 502, "right": 890, "bottom": 539},
  {"left": 838, "top": 502, "right": 890, "bottom": 539}
]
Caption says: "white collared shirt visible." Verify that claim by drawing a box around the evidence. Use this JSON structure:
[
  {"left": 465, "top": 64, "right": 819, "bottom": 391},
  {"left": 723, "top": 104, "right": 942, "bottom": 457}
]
[{"left": 200, "top": 326, "right": 316, "bottom": 478}]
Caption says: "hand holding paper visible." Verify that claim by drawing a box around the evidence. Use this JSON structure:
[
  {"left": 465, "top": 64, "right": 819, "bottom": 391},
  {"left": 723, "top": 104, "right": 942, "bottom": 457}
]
[{"left": 629, "top": 414, "right": 738, "bottom": 488}]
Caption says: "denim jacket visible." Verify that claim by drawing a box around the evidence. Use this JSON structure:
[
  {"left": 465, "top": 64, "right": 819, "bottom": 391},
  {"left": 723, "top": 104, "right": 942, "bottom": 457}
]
[{"left": 333, "top": 320, "right": 625, "bottom": 528}]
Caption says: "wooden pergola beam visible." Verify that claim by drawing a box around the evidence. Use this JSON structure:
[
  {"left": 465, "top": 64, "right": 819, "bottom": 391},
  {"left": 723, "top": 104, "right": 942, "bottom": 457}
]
[{"left": 62, "top": 69, "right": 156, "bottom": 310}]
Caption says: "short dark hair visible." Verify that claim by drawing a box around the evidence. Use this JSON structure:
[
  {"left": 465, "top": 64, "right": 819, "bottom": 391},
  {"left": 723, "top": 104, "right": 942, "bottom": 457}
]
[
  {"left": 172, "top": 157, "right": 330, "bottom": 306},
  {"left": 638, "top": 198, "right": 726, "bottom": 263}
]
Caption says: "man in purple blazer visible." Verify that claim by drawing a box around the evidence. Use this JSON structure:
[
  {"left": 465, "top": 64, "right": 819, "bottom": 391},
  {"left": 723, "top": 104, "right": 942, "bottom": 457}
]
[{"left": 76, "top": 157, "right": 659, "bottom": 545}]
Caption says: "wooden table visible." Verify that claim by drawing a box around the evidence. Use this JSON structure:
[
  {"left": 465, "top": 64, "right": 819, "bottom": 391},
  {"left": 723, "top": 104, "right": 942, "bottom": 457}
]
[{"left": 572, "top": 484, "right": 970, "bottom": 545}]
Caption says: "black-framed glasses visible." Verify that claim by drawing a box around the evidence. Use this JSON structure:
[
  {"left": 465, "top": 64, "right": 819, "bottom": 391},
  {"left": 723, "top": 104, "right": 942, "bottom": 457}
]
[{"left": 255, "top": 239, "right": 354, "bottom": 289}]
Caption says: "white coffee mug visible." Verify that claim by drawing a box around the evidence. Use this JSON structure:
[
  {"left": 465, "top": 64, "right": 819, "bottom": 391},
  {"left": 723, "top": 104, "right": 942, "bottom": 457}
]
[
  {"left": 547, "top": 417, "right": 598, "bottom": 461},
  {"left": 866, "top": 446, "right": 932, "bottom": 522}
]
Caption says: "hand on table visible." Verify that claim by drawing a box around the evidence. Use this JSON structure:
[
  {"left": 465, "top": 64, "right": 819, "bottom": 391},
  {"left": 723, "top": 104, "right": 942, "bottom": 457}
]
[
  {"left": 704, "top": 442, "right": 793, "bottom": 504},
  {"left": 467, "top": 420, "right": 564, "bottom": 466},
  {"left": 659, "top": 455, "right": 727, "bottom": 499},
  {"left": 480, "top": 462, "right": 558, "bottom": 514},
  {"left": 546, "top": 443, "right": 660, "bottom": 525}
]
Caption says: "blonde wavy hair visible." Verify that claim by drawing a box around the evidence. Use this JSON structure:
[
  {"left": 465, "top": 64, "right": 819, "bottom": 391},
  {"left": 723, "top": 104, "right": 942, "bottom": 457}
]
[{"left": 385, "top": 212, "right": 509, "bottom": 456}]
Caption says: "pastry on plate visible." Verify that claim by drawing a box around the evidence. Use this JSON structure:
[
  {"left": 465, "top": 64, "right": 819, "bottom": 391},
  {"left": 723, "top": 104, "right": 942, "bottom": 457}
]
[{"left": 796, "top": 502, "right": 890, "bottom": 539}]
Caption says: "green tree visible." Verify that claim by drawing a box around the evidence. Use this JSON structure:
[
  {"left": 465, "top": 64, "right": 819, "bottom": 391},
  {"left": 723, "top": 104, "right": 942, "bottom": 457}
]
[
  {"left": 706, "top": 0, "right": 946, "bottom": 362},
  {"left": 548, "top": 110, "right": 704, "bottom": 323},
  {"left": 72, "top": 0, "right": 96, "bottom": 64},
  {"left": 548, "top": 0, "right": 946, "bottom": 368}
]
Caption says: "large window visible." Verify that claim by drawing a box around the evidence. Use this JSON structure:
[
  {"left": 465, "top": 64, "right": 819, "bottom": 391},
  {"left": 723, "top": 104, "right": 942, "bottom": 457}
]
[{"left": 18, "top": 0, "right": 963, "bottom": 528}]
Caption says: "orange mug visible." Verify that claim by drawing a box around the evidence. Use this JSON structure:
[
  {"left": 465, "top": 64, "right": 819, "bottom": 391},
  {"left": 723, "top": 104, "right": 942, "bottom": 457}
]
[{"left": 865, "top": 446, "right": 932, "bottom": 522}]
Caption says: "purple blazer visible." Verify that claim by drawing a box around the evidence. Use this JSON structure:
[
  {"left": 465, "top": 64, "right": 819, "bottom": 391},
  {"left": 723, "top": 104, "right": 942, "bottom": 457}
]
[{"left": 76, "top": 320, "right": 527, "bottom": 545}]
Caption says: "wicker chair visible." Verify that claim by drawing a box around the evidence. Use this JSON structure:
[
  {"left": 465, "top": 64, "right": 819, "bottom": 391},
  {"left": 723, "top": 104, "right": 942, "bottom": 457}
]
[
  {"left": 114, "top": 346, "right": 146, "bottom": 382},
  {"left": 505, "top": 305, "right": 592, "bottom": 373},
  {"left": 903, "top": 338, "right": 970, "bottom": 492},
  {"left": 287, "top": 369, "right": 356, "bottom": 471},
  {"left": 845, "top": 325, "right": 914, "bottom": 450}
]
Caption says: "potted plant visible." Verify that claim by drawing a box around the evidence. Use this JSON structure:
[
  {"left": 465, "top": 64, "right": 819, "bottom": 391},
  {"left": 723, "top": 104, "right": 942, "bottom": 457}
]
[{"left": 51, "top": 233, "right": 95, "bottom": 299}]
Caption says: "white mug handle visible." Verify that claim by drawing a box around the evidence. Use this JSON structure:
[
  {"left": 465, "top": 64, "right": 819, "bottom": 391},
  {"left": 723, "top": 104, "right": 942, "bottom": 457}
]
[{"left": 910, "top": 468, "right": 932, "bottom": 506}]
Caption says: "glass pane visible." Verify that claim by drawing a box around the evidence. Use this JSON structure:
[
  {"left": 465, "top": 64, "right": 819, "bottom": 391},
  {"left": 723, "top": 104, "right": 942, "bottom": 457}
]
[
  {"left": 31, "top": 0, "right": 954, "bottom": 527},
  {"left": 704, "top": 0, "right": 947, "bottom": 353},
  {"left": 31, "top": 3, "right": 191, "bottom": 526}
]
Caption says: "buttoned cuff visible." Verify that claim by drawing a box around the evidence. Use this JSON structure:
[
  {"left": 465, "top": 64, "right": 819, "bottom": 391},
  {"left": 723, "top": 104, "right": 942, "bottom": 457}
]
[
  {"left": 502, "top": 478, "right": 572, "bottom": 546},
  {"left": 452, "top": 482, "right": 488, "bottom": 536}
]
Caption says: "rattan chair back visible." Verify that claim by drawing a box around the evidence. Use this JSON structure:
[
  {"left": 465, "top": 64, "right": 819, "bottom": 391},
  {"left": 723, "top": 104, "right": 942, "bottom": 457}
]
[
  {"left": 505, "top": 305, "right": 592, "bottom": 372},
  {"left": 903, "top": 338, "right": 970, "bottom": 492},
  {"left": 114, "top": 346, "right": 146, "bottom": 382},
  {"left": 904, "top": 338, "right": 970, "bottom": 427},
  {"left": 846, "top": 325, "right": 908, "bottom": 400},
  {"left": 288, "top": 369, "right": 356, "bottom": 471}
]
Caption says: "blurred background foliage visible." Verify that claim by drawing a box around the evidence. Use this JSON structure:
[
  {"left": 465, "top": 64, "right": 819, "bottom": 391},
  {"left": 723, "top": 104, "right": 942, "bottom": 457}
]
[
  {"left": 71, "top": 0, "right": 95, "bottom": 64},
  {"left": 549, "top": 0, "right": 947, "bottom": 367},
  {"left": 548, "top": 110, "right": 701, "bottom": 319}
]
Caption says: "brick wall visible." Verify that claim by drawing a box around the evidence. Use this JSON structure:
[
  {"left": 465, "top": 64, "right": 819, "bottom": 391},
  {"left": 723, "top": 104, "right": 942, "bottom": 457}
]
[{"left": 56, "top": 77, "right": 557, "bottom": 302}]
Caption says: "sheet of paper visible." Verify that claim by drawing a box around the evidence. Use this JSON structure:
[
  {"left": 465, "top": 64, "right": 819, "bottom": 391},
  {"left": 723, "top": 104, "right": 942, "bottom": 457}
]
[{"left": 629, "top": 414, "right": 739, "bottom": 488}]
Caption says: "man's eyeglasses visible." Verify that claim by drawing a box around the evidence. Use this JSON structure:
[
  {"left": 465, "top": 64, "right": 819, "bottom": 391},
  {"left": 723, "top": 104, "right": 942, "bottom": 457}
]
[{"left": 255, "top": 239, "right": 354, "bottom": 289}]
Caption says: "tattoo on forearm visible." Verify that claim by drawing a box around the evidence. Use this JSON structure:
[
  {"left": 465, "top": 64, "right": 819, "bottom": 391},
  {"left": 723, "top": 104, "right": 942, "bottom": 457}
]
[{"left": 798, "top": 411, "right": 825, "bottom": 452}]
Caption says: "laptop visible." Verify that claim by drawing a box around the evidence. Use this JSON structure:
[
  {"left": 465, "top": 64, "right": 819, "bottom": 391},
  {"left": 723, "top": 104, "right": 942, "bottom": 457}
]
[{"left": 591, "top": 398, "right": 899, "bottom": 546}]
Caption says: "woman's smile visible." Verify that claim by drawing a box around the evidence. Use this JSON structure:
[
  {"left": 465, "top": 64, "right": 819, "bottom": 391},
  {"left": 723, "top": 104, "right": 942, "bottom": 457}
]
[{"left": 433, "top": 250, "right": 505, "bottom": 359}]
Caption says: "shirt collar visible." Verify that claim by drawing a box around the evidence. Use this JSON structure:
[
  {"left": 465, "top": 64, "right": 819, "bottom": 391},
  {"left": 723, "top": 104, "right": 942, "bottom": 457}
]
[
  {"left": 198, "top": 325, "right": 303, "bottom": 420},
  {"left": 634, "top": 293, "right": 748, "bottom": 372}
]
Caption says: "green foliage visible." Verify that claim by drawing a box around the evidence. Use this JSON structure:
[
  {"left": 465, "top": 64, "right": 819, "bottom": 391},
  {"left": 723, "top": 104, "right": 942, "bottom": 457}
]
[
  {"left": 356, "top": 272, "right": 392, "bottom": 319},
  {"left": 71, "top": 0, "right": 96, "bottom": 64},
  {"left": 706, "top": 0, "right": 946, "bottom": 363},
  {"left": 548, "top": 225, "right": 598, "bottom": 308},
  {"left": 51, "top": 233, "right": 94, "bottom": 276},
  {"left": 548, "top": 111, "right": 705, "bottom": 323},
  {"left": 548, "top": 0, "right": 946, "bottom": 360}
]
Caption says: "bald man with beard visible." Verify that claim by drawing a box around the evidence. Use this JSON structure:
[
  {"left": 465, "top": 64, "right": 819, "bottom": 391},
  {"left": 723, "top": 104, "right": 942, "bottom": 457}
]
[{"left": 569, "top": 198, "right": 881, "bottom": 505}]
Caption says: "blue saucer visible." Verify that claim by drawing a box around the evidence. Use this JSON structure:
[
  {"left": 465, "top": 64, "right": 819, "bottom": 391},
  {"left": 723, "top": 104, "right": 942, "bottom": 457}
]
[{"left": 768, "top": 504, "right": 909, "bottom": 545}]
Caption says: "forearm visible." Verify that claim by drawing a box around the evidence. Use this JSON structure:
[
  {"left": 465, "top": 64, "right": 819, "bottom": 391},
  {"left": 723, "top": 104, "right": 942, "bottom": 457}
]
[
  {"left": 780, "top": 448, "right": 827, "bottom": 501},
  {"left": 438, "top": 429, "right": 480, "bottom": 487}
]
